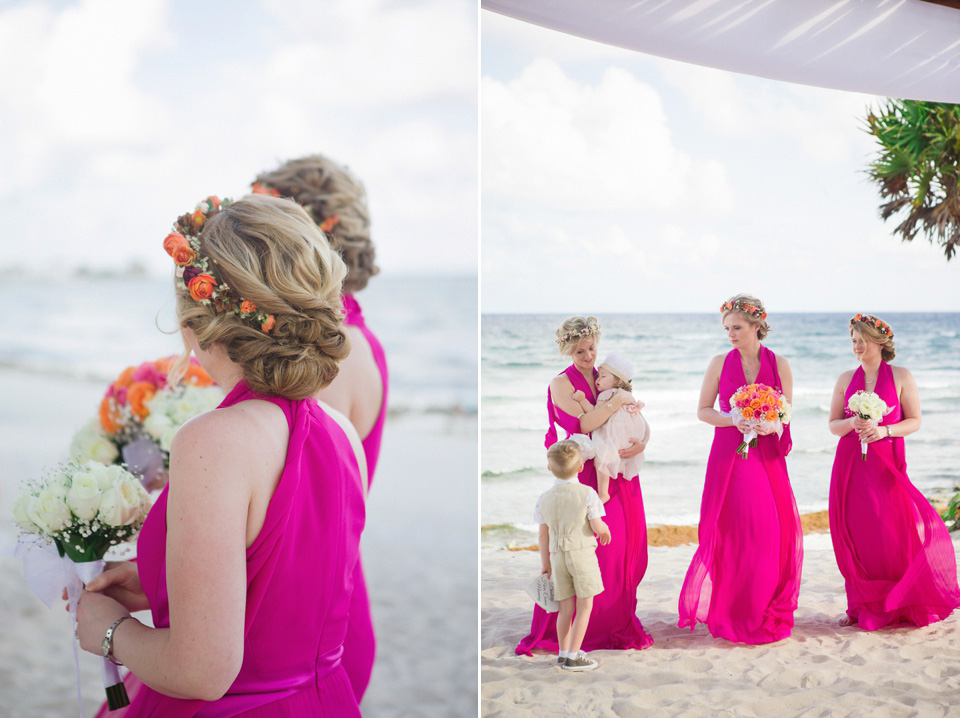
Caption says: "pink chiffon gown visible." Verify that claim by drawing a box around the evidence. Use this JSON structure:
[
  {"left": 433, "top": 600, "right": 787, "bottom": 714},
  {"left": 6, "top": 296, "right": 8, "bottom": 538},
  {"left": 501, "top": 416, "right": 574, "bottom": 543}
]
[
  {"left": 829, "top": 361, "right": 960, "bottom": 629},
  {"left": 678, "top": 346, "right": 803, "bottom": 644},
  {"left": 110, "top": 380, "right": 366, "bottom": 717},
  {"left": 339, "top": 293, "right": 388, "bottom": 701},
  {"left": 516, "top": 364, "right": 654, "bottom": 655},
  {"left": 97, "top": 295, "right": 386, "bottom": 715}
]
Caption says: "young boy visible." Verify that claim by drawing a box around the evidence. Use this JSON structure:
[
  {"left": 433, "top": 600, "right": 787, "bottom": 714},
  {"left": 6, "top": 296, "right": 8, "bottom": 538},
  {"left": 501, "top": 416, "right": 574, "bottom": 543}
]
[{"left": 534, "top": 440, "right": 611, "bottom": 671}]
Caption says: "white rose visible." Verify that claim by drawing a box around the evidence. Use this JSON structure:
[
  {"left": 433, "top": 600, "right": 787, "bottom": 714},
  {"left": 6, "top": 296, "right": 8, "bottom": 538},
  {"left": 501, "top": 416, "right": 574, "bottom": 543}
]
[
  {"left": 85, "top": 461, "right": 126, "bottom": 490},
  {"left": 143, "top": 413, "right": 174, "bottom": 443},
  {"left": 65, "top": 472, "right": 103, "bottom": 521},
  {"left": 97, "top": 478, "right": 143, "bottom": 526},
  {"left": 69, "top": 419, "right": 120, "bottom": 465},
  {"left": 28, "top": 490, "right": 72, "bottom": 532},
  {"left": 12, "top": 491, "right": 42, "bottom": 533}
]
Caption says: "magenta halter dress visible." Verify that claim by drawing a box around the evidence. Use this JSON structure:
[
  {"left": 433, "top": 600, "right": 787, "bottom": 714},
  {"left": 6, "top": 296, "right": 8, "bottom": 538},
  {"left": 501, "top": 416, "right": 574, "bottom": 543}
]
[
  {"left": 678, "top": 347, "right": 802, "bottom": 644},
  {"left": 120, "top": 380, "right": 366, "bottom": 717},
  {"left": 829, "top": 361, "right": 960, "bottom": 629},
  {"left": 340, "top": 292, "right": 389, "bottom": 701},
  {"left": 516, "top": 364, "right": 654, "bottom": 655}
]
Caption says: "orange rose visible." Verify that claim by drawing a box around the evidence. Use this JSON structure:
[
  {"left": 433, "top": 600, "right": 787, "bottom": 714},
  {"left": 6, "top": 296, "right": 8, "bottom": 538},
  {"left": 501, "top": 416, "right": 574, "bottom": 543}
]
[
  {"left": 766, "top": 410, "right": 778, "bottom": 421},
  {"left": 113, "top": 366, "right": 136, "bottom": 390},
  {"left": 171, "top": 244, "right": 196, "bottom": 267},
  {"left": 99, "top": 397, "right": 121, "bottom": 433},
  {"left": 127, "top": 381, "right": 157, "bottom": 420},
  {"left": 319, "top": 215, "right": 339, "bottom": 233},
  {"left": 261, "top": 314, "right": 276, "bottom": 333},
  {"left": 192, "top": 207, "right": 208, "bottom": 228},
  {"left": 240, "top": 300, "right": 258, "bottom": 314},
  {"left": 184, "top": 364, "right": 215, "bottom": 387},
  {"left": 749, "top": 399, "right": 762, "bottom": 410},
  {"left": 188, "top": 273, "right": 217, "bottom": 301},
  {"left": 163, "top": 232, "right": 189, "bottom": 257},
  {"left": 251, "top": 182, "right": 280, "bottom": 197}
]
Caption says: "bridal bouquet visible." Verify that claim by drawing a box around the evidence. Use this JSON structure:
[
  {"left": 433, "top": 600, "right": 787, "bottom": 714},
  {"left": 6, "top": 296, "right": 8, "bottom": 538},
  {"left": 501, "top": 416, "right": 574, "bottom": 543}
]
[
  {"left": 847, "top": 390, "right": 892, "bottom": 460},
  {"left": 71, "top": 356, "right": 224, "bottom": 488},
  {"left": 729, "top": 383, "right": 792, "bottom": 459},
  {"left": 11, "top": 460, "right": 152, "bottom": 710}
]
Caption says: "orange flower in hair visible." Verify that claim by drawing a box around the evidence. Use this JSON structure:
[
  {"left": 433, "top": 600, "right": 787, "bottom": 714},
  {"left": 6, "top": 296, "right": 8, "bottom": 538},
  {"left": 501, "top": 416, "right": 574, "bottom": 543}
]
[
  {"left": 188, "top": 273, "right": 217, "bottom": 301},
  {"left": 166, "top": 196, "right": 277, "bottom": 334},
  {"left": 171, "top": 244, "right": 196, "bottom": 267},
  {"left": 163, "top": 232, "right": 189, "bottom": 257},
  {"left": 251, "top": 182, "right": 281, "bottom": 197},
  {"left": 319, "top": 215, "right": 340, "bottom": 233}
]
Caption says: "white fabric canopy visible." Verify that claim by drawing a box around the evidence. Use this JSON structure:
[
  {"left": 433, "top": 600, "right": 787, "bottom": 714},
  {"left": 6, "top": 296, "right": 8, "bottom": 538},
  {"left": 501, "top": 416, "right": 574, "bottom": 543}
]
[{"left": 482, "top": 0, "right": 960, "bottom": 102}]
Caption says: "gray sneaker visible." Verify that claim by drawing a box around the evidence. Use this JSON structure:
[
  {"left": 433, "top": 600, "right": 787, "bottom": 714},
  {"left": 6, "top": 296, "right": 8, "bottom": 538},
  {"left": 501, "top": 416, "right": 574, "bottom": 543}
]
[
  {"left": 562, "top": 651, "right": 598, "bottom": 672},
  {"left": 556, "top": 656, "right": 565, "bottom": 666}
]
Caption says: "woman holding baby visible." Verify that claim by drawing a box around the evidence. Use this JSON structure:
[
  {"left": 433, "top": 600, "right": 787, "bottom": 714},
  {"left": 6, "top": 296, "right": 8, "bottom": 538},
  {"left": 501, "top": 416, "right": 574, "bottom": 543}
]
[{"left": 515, "top": 315, "right": 654, "bottom": 656}]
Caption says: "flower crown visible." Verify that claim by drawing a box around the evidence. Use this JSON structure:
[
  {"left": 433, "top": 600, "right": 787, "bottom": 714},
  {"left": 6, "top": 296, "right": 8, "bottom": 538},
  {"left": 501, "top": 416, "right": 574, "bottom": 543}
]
[
  {"left": 251, "top": 182, "right": 341, "bottom": 233},
  {"left": 721, "top": 298, "right": 767, "bottom": 320},
  {"left": 163, "top": 196, "right": 276, "bottom": 334},
  {"left": 850, "top": 313, "right": 893, "bottom": 338},
  {"left": 555, "top": 324, "right": 600, "bottom": 345}
]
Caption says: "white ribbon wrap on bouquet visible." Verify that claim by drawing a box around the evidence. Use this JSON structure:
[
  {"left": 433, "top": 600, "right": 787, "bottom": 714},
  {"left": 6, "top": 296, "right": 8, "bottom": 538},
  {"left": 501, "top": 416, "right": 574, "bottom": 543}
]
[
  {"left": 725, "top": 410, "right": 783, "bottom": 458},
  {"left": 3, "top": 537, "right": 122, "bottom": 717}
]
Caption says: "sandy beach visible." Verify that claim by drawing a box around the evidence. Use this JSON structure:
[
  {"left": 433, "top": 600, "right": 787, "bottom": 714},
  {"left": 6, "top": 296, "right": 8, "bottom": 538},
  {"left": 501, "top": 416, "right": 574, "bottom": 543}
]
[
  {"left": 0, "top": 368, "right": 478, "bottom": 717},
  {"left": 482, "top": 524, "right": 960, "bottom": 717}
]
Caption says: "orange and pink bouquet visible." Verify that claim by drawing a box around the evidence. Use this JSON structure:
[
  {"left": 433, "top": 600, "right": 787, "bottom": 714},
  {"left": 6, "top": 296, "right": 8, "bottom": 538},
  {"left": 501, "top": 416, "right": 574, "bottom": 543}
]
[
  {"left": 729, "top": 383, "right": 792, "bottom": 458},
  {"left": 69, "top": 357, "right": 224, "bottom": 488}
]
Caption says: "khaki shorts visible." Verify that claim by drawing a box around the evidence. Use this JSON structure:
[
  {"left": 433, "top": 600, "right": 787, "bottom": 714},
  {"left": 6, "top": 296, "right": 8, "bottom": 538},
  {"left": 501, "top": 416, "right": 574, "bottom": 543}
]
[{"left": 551, "top": 547, "right": 603, "bottom": 601}]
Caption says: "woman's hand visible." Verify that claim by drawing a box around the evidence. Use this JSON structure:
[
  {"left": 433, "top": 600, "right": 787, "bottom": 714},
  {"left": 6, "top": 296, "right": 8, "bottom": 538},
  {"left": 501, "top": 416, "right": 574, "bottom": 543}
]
[
  {"left": 735, "top": 419, "right": 753, "bottom": 434},
  {"left": 76, "top": 590, "right": 130, "bottom": 656},
  {"left": 618, "top": 438, "right": 645, "bottom": 458},
  {"left": 86, "top": 561, "right": 150, "bottom": 613},
  {"left": 854, "top": 419, "right": 883, "bottom": 443}
]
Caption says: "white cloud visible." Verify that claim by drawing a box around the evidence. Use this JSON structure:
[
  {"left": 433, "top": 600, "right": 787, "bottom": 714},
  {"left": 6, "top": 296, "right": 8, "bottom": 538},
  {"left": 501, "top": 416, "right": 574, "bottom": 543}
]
[
  {"left": 482, "top": 59, "right": 734, "bottom": 215},
  {"left": 0, "top": 0, "right": 477, "bottom": 277},
  {"left": 655, "top": 56, "right": 880, "bottom": 165}
]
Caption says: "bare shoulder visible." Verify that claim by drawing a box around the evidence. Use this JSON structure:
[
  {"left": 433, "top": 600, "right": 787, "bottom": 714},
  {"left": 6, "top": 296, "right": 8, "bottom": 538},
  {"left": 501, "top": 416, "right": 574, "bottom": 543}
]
[
  {"left": 169, "top": 401, "right": 288, "bottom": 482},
  {"left": 549, "top": 372, "right": 573, "bottom": 394},
  {"left": 890, "top": 364, "right": 914, "bottom": 381},
  {"left": 706, "top": 353, "right": 726, "bottom": 372},
  {"left": 772, "top": 351, "right": 792, "bottom": 368},
  {"left": 835, "top": 369, "right": 856, "bottom": 389}
]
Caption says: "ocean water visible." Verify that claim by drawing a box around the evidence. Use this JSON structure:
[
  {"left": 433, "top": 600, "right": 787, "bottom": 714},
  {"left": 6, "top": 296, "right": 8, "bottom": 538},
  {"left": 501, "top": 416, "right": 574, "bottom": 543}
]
[
  {"left": 0, "top": 272, "right": 478, "bottom": 415},
  {"left": 481, "top": 312, "right": 960, "bottom": 540}
]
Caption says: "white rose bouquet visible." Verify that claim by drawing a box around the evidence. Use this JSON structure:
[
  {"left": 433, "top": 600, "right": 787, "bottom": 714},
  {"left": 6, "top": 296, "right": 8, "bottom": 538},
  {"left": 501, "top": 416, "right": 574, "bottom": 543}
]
[
  {"left": 71, "top": 356, "right": 223, "bottom": 489},
  {"left": 11, "top": 460, "right": 152, "bottom": 711},
  {"left": 847, "top": 390, "right": 893, "bottom": 460}
]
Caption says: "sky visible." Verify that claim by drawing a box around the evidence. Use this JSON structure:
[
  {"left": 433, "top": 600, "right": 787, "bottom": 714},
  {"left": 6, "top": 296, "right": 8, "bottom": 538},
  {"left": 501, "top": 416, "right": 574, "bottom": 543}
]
[
  {"left": 0, "top": 0, "right": 477, "bottom": 278},
  {"left": 481, "top": 10, "right": 960, "bottom": 314}
]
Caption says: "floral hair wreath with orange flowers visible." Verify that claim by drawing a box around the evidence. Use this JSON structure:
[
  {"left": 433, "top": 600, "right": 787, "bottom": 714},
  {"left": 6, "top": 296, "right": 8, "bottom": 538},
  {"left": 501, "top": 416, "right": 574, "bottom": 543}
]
[
  {"left": 250, "top": 182, "right": 341, "bottom": 234},
  {"left": 162, "top": 196, "right": 276, "bottom": 334},
  {"left": 850, "top": 313, "right": 893, "bottom": 338},
  {"left": 721, "top": 298, "right": 767, "bottom": 320}
]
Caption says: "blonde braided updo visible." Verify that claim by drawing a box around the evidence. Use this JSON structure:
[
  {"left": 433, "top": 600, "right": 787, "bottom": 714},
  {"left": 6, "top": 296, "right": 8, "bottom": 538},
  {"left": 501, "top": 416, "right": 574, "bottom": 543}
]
[
  {"left": 253, "top": 154, "right": 378, "bottom": 294},
  {"left": 175, "top": 194, "right": 350, "bottom": 399}
]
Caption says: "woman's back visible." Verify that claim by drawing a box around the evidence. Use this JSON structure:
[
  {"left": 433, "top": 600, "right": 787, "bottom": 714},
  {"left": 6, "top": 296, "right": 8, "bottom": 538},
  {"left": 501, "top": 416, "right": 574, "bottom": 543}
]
[{"left": 131, "top": 381, "right": 366, "bottom": 717}]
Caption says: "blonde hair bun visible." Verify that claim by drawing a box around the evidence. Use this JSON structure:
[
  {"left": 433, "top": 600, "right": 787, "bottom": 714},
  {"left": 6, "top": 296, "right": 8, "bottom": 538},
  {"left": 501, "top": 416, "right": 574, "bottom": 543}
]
[
  {"left": 176, "top": 194, "right": 351, "bottom": 399},
  {"left": 253, "top": 154, "right": 378, "bottom": 294}
]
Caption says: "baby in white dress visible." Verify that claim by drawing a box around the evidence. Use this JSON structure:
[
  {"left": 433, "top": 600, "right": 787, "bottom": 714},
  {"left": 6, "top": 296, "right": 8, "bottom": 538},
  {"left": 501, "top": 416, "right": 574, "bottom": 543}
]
[{"left": 572, "top": 353, "right": 649, "bottom": 503}]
